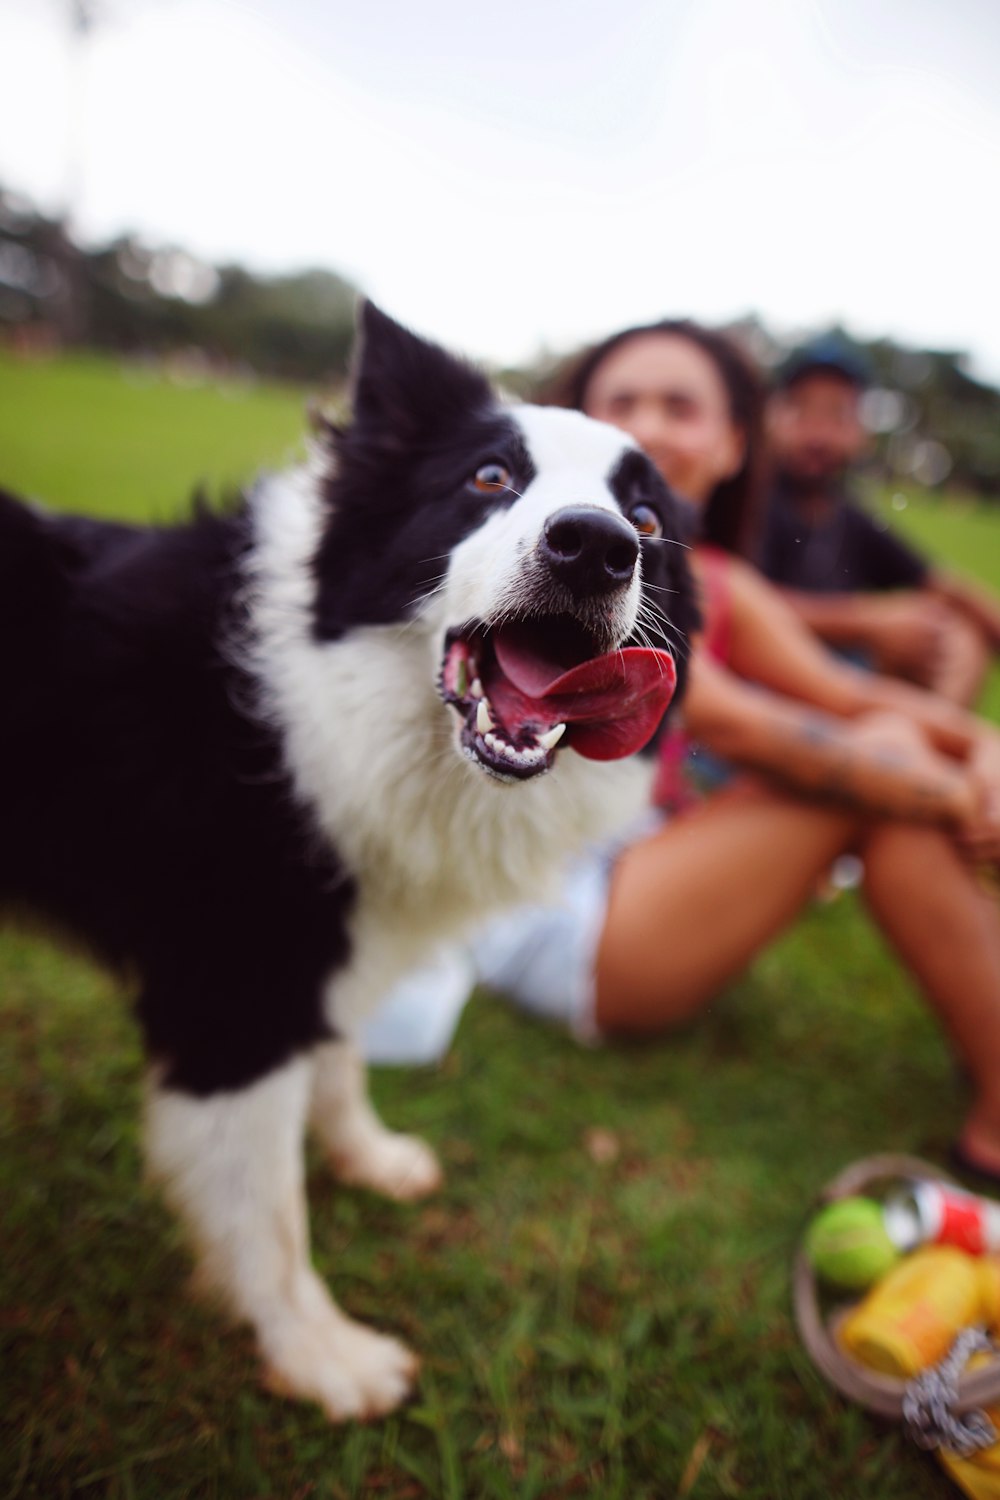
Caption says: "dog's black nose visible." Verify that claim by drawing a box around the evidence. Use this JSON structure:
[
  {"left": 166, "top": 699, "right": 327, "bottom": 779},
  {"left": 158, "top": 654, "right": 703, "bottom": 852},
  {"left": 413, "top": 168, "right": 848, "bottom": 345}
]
[{"left": 540, "top": 505, "right": 639, "bottom": 597}]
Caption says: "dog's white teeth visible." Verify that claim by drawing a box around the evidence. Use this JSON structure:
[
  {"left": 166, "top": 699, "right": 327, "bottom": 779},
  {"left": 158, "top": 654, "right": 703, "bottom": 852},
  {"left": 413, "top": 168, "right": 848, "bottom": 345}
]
[
  {"left": 482, "top": 731, "right": 546, "bottom": 768},
  {"left": 537, "top": 723, "right": 567, "bottom": 752},
  {"left": 470, "top": 677, "right": 484, "bottom": 700},
  {"left": 476, "top": 698, "right": 494, "bottom": 735}
]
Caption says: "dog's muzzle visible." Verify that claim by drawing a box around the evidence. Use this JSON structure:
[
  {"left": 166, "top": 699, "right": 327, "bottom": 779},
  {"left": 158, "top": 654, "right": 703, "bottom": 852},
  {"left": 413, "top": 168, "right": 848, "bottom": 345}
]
[{"left": 437, "top": 504, "right": 676, "bottom": 783}]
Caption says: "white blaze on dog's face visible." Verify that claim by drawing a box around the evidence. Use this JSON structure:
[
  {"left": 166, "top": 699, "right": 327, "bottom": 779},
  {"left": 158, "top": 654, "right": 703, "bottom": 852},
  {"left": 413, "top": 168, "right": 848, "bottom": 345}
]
[
  {"left": 440, "top": 406, "right": 643, "bottom": 642},
  {"left": 313, "top": 303, "right": 700, "bottom": 785}
]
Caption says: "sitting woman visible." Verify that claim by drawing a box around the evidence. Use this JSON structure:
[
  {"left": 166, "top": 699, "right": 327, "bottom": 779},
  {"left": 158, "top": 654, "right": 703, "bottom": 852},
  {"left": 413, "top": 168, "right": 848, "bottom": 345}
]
[{"left": 465, "top": 317, "right": 1000, "bottom": 1179}]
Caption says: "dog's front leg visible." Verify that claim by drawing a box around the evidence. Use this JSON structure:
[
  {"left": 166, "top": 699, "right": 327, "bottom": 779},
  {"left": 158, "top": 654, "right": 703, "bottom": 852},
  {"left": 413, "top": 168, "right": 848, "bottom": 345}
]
[
  {"left": 144, "top": 1055, "right": 418, "bottom": 1421},
  {"left": 309, "top": 1039, "right": 442, "bottom": 1200}
]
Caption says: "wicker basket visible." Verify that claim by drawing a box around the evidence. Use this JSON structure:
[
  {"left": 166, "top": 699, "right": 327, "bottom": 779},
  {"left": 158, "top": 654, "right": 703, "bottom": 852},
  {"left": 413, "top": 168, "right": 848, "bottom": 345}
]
[{"left": 793, "top": 1154, "right": 1000, "bottom": 1418}]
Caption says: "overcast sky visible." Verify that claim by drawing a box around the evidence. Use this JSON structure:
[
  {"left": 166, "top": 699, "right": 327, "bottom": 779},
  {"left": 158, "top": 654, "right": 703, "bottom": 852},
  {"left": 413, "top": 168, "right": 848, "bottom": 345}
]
[{"left": 2, "top": 0, "right": 999, "bottom": 378}]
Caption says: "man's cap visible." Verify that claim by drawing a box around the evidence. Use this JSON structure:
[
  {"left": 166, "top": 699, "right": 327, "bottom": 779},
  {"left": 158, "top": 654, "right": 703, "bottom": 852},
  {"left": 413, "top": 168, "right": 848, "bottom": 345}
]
[{"left": 774, "top": 336, "right": 871, "bottom": 393}]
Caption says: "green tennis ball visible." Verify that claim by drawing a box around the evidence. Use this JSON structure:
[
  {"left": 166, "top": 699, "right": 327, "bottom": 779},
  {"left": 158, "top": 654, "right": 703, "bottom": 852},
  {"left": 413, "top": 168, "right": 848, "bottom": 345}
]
[{"left": 806, "top": 1197, "right": 901, "bottom": 1290}]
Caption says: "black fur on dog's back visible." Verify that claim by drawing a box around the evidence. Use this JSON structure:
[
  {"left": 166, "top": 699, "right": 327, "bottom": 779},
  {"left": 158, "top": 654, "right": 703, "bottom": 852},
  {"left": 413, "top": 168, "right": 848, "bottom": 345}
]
[{"left": 0, "top": 490, "right": 352, "bottom": 1094}]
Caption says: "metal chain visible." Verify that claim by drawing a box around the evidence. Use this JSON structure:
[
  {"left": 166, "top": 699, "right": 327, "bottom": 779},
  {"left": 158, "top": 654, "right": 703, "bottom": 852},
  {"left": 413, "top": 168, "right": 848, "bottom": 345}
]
[{"left": 903, "top": 1327, "right": 999, "bottom": 1458}]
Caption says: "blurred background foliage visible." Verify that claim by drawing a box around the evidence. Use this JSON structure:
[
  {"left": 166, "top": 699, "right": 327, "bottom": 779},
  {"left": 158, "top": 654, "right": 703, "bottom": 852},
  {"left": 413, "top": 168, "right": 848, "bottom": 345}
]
[
  {"left": 3, "top": 180, "right": 1000, "bottom": 498},
  {"left": 0, "top": 183, "right": 357, "bottom": 384}
]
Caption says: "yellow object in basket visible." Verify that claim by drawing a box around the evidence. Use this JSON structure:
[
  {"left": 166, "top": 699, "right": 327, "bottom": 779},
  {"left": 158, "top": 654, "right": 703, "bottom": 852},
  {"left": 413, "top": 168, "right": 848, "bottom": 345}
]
[
  {"left": 839, "top": 1247, "right": 999, "bottom": 1379},
  {"left": 938, "top": 1351, "right": 1000, "bottom": 1500},
  {"left": 939, "top": 1447, "right": 1000, "bottom": 1500}
]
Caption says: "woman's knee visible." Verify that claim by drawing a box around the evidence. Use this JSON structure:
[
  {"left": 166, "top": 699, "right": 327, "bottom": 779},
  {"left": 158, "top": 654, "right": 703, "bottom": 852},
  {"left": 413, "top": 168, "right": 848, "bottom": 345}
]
[{"left": 594, "top": 971, "right": 712, "bottom": 1034}]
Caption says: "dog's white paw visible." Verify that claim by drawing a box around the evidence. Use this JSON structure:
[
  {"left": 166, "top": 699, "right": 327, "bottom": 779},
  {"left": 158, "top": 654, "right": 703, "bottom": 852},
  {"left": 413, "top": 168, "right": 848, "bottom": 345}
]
[
  {"left": 263, "top": 1311, "right": 419, "bottom": 1422},
  {"left": 331, "top": 1130, "right": 443, "bottom": 1201}
]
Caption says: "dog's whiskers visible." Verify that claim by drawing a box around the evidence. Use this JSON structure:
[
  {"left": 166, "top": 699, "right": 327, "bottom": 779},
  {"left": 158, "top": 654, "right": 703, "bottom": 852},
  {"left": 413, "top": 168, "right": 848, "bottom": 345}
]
[
  {"left": 405, "top": 570, "right": 450, "bottom": 616},
  {"left": 641, "top": 535, "right": 692, "bottom": 550},
  {"left": 629, "top": 619, "right": 677, "bottom": 678},
  {"left": 634, "top": 600, "right": 691, "bottom": 660}
]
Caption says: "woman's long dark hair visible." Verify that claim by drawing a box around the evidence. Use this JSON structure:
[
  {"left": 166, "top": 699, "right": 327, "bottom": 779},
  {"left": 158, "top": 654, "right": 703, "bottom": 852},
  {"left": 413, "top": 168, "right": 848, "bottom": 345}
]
[{"left": 537, "top": 319, "right": 767, "bottom": 560}]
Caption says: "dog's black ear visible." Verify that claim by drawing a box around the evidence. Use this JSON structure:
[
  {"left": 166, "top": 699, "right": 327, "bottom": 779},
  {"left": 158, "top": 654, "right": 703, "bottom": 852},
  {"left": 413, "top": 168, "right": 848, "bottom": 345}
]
[{"left": 350, "top": 301, "right": 494, "bottom": 446}]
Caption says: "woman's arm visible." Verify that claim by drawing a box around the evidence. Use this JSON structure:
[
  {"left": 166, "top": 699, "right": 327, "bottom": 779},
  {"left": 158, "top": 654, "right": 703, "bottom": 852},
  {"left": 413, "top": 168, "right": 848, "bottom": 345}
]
[
  {"left": 682, "top": 650, "right": 979, "bottom": 826},
  {"left": 721, "top": 556, "right": 1000, "bottom": 763}
]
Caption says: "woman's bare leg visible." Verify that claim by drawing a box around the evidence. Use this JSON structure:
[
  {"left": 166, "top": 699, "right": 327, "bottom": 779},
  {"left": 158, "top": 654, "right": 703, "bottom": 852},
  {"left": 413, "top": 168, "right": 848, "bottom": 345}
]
[
  {"left": 594, "top": 779, "right": 864, "bottom": 1032},
  {"left": 861, "top": 822, "right": 1000, "bottom": 1168}
]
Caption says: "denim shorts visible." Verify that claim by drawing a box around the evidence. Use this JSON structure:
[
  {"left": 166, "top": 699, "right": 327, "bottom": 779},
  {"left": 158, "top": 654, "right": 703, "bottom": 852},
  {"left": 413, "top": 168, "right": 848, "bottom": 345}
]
[
  {"left": 472, "top": 810, "right": 667, "bottom": 1040},
  {"left": 362, "top": 812, "right": 667, "bottom": 1062}
]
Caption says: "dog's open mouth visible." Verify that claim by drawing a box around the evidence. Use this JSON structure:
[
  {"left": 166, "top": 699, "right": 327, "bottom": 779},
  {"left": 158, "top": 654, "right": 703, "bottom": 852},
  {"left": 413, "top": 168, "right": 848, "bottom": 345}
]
[{"left": 439, "top": 615, "right": 677, "bottom": 781}]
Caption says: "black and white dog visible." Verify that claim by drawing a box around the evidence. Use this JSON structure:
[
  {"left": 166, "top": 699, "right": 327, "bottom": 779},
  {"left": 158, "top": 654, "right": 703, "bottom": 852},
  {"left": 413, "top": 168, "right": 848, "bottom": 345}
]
[{"left": 0, "top": 305, "right": 698, "bottom": 1421}]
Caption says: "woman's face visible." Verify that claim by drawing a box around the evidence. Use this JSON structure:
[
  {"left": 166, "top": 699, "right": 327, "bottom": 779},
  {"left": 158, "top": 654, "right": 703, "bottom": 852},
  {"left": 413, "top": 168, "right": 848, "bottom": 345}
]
[{"left": 582, "top": 332, "right": 745, "bottom": 508}]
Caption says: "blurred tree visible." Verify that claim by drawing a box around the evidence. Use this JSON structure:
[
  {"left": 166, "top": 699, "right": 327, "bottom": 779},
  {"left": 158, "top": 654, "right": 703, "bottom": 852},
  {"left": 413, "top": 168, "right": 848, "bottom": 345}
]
[
  {"left": 0, "top": 184, "right": 358, "bottom": 383},
  {"left": 2, "top": 178, "right": 998, "bottom": 488}
]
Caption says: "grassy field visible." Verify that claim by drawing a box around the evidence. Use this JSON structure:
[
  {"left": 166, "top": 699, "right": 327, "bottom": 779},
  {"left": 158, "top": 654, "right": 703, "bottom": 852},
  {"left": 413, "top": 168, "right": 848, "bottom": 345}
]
[
  {"left": 2, "top": 350, "right": 999, "bottom": 1499},
  {"left": 0, "top": 349, "right": 308, "bottom": 520}
]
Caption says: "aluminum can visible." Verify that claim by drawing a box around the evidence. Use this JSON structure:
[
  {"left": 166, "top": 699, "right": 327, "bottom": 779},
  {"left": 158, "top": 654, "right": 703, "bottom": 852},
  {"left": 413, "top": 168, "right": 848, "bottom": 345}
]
[{"left": 883, "top": 1181, "right": 1000, "bottom": 1256}]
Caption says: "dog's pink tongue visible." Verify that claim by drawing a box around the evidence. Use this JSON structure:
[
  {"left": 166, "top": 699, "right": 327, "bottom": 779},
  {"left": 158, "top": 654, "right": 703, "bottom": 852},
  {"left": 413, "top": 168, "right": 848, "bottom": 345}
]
[{"left": 490, "top": 629, "right": 677, "bottom": 761}]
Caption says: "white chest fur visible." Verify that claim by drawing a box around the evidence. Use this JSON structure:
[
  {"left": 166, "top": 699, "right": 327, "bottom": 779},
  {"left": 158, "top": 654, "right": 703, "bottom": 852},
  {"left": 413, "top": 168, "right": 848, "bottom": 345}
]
[{"left": 243, "top": 470, "right": 652, "bottom": 1029}]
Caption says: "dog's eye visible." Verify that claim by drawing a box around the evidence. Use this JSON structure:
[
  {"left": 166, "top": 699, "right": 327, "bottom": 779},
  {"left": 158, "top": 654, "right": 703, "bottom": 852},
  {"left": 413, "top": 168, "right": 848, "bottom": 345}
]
[
  {"left": 469, "top": 463, "right": 512, "bottom": 494},
  {"left": 630, "top": 503, "right": 663, "bottom": 539}
]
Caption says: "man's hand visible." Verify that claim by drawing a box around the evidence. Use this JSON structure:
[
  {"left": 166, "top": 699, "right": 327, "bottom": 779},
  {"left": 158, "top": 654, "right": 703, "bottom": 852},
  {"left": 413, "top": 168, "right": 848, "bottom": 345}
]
[{"left": 865, "top": 592, "right": 952, "bottom": 683}]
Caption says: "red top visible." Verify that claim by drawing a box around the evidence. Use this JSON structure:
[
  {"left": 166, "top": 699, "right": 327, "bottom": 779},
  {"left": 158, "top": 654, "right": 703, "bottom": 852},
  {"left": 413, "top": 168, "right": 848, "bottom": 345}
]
[{"left": 652, "top": 545, "right": 732, "bottom": 811}]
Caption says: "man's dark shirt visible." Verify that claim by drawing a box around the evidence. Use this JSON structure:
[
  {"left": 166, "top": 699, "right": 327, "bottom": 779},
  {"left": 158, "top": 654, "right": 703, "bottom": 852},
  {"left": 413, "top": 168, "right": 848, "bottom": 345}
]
[{"left": 759, "top": 486, "right": 930, "bottom": 594}]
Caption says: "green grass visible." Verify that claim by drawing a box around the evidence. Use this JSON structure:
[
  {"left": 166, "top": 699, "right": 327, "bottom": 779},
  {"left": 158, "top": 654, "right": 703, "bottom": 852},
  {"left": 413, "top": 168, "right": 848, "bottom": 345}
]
[
  {"left": 2, "top": 353, "right": 999, "bottom": 1498},
  {"left": 0, "top": 348, "right": 308, "bottom": 520},
  {"left": 872, "top": 484, "right": 1000, "bottom": 721},
  {"left": 877, "top": 485, "right": 1000, "bottom": 585}
]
